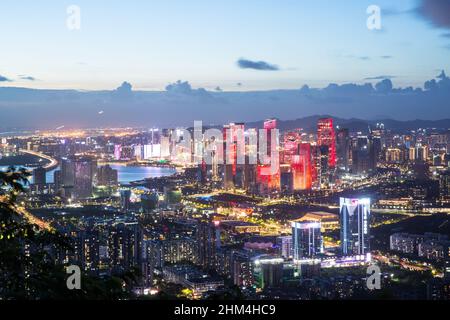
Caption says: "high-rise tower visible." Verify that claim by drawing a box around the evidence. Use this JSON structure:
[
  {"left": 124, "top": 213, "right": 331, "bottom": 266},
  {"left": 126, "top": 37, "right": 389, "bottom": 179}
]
[
  {"left": 317, "top": 118, "right": 336, "bottom": 168},
  {"left": 340, "top": 198, "right": 371, "bottom": 257}
]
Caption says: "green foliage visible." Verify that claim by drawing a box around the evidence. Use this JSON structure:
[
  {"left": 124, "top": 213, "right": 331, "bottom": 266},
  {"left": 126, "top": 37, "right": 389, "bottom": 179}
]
[{"left": 0, "top": 167, "right": 138, "bottom": 300}]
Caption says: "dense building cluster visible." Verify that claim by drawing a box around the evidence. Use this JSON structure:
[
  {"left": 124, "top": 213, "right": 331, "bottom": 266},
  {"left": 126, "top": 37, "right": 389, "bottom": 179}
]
[{"left": 1, "top": 117, "right": 450, "bottom": 300}]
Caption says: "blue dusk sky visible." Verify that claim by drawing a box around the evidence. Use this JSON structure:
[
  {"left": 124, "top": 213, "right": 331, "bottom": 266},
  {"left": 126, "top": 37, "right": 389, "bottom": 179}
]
[{"left": 0, "top": 0, "right": 449, "bottom": 91}]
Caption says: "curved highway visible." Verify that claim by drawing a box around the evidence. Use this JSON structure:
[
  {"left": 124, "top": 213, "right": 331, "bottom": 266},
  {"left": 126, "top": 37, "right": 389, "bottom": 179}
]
[{"left": 19, "top": 149, "right": 58, "bottom": 171}]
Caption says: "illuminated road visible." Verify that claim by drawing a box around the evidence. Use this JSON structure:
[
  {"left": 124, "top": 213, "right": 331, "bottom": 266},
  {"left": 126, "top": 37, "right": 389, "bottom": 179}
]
[
  {"left": 373, "top": 252, "right": 439, "bottom": 274},
  {"left": 19, "top": 149, "right": 58, "bottom": 171},
  {"left": 370, "top": 208, "right": 427, "bottom": 217},
  {"left": 1, "top": 151, "right": 56, "bottom": 230},
  {"left": 0, "top": 195, "right": 52, "bottom": 231}
]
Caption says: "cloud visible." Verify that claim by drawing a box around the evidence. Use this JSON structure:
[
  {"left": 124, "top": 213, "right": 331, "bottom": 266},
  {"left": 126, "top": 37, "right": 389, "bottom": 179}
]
[
  {"left": 19, "top": 75, "right": 36, "bottom": 81},
  {"left": 425, "top": 70, "right": 450, "bottom": 90},
  {"left": 1, "top": 71, "right": 450, "bottom": 128},
  {"left": 116, "top": 81, "right": 132, "bottom": 94},
  {"left": 165, "top": 80, "right": 194, "bottom": 94},
  {"left": 300, "top": 85, "right": 310, "bottom": 93},
  {"left": 237, "top": 58, "right": 279, "bottom": 71},
  {"left": 165, "top": 80, "right": 212, "bottom": 99},
  {"left": 345, "top": 54, "right": 392, "bottom": 61},
  {"left": 112, "top": 81, "right": 133, "bottom": 100},
  {"left": 364, "top": 75, "right": 396, "bottom": 80},
  {"left": 0, "top": 75, "right": 12, "bottom": 82},
  {"left": 437, "top": 70, "right": 447, "bottom": 79},
  {"left": 322, "top": 83, "right": 374, "bottom": 96},
  {"left": 343, "top": 54, "right": 372, "bottom": 61},
  {"left": 375, "top": 79, "right": 393, "bottom": 93},
  {"left": 383, "top": 8, "right": 414, "bottom": 16},
  {"left": 417, "top": 0, "right": 450, "bottom": 29}
]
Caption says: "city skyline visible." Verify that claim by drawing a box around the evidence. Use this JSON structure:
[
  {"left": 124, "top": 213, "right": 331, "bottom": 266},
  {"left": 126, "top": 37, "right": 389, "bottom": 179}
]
[
  {"left": 2, "top": 113, "right": 450, "bottom": 302},
  {"left": 2, "top": 0, "right": 450, "bottom": 307}
]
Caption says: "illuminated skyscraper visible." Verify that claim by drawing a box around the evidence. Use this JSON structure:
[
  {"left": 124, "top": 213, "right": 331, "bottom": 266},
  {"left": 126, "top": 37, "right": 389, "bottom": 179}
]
[
  {"left": 385, "top": 148, "right": 404, "bottom": 164},
  {"left": 440, "top": 171, "right": 450, "bottom": 199},
  {"left": 317, "top": 118, "right": 336, "bottom": 168},
  {"left": 282, "top": 130, "right": 311, "bottom": 190},
  {"left": 57, "top": 226, "right": 100, "bottom": 275},
  {"left": 160, "top": 135, "right": 171, "bottom": 158},
  {"left": 223, "top": 164, "right": 234, "bottom": 190},
  {"left": 311, "top": 145, "right": 329, "bottom": 189},
  {"left": 230, "top": 251, "right": 255, "bottom": 288},
  {"left": 280, "top": 164, "right": 293, "bottom": 193},
  {"left": 370, "top": 135, "right": 382, "bottom": 167},
  {"left": 32, "top": 167, "right": 46, "bottom": 186},
  {"left": 264, "top": 119, "right": 277, "bottom": 133},
  {"left": 292, "top": 143, "right": 312, "bottom": 190},
  {"left": 242, "top": 155, "right": 257, "bottom": 193},
  {"left": 416, "top": 144, "right": 429, "bottom": 162},
  {"left": 108, "top": 222, "right": 144, "bottom": 272},
  {"left": 211, "top": 148, "right": 220, "bottom": 182},
  {"left": 351, "top": 136, "right": 374, "bottom": 175},
  {"left": 61, "top": 157, "right": 75, "bottom": 189},
  {"left": 57, "top": 156, "right": 96, "bottom": 200},
  {"left": 197, "top": 220, "right": 218, "bottom": 271},
  {"left": 257, "top": 119, "right": 280, "bottom": 192},
  {"left": 120, "top": 189, "right": 131, "bottom": 211},
  {"left": 260, "top": 260, "right": 283, "bottom": 289},
  {"left": 223, "top": 123, "right": 245, "bottom": 190},
  {"left": 276, "top": 236, "right": 293, "bottom": 259},
  {"left": 336, "top": 128, "right": 350, "bottom": 171},
  {"left": 114, "top": 144, "right": 122, "bottom": 160},
  {"left": 291, "top": 220, "right": 322, "bottom": 260},
  {"left": 73, "top": 157, "right": 97, "bottom": 199},
  {"left": 339, "top": 198, "right": 371, "bottom": 257},
  {"left": 282, "top": 130, "right": 301, "bottom": 164},
  {"left": 97, "top": 164, "right": 118, "bottom": 187}
]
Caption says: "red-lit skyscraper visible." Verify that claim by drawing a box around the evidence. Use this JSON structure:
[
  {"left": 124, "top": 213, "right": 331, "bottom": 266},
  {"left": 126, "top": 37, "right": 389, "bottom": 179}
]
[
  {"left": 264, "top": 119, "right": 277, "bottom": 156},
  {"left": 223, "top": 123, "right": 245, "bottom": 189},
  {"left": 317, "top": 118, "right": 336, "bottom": 168},
  {"left": 257, "top": 119, "right": 280, "bottom": 192},
  {"left": 264, "top": 119, "right": 277, "bottom": 130},
  {"left": 292, "top": 143, "right": 312, "bottom": 190},
  {"left": 283, "top": 130, "right": 302, "bottom": 164}
]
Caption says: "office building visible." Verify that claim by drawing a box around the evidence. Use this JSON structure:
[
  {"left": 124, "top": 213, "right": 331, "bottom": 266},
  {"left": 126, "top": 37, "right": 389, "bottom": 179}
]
[
  {"left": 32, "top": 167, "right": 46, "bottom": 186},
  {"left": 291, "top": 220, "right": 322, "bottom": 260},
  {"left": 317, "top": 118, "right": 336, "bottom": 168},
  {"left": 336, "top": 128, "right": 350, "bottom": 171},
  {"left": 276, "top": 236, "right": 293, "bottom": 259},
  {"left": 339, "top": 198, "right": 371, "bottom": 257}
]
